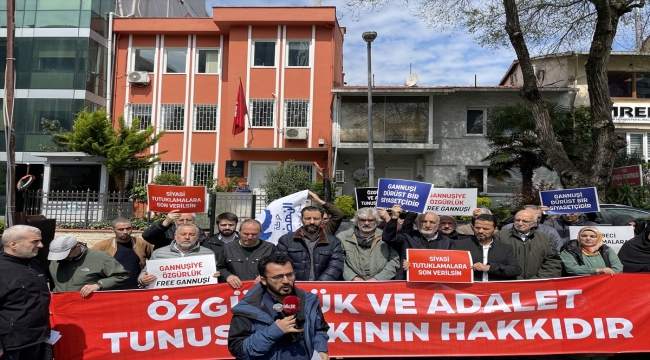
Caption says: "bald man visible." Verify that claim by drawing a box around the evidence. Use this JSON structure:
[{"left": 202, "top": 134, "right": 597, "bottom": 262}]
[
  {"left": 382, "top": 204, "right": 453, "bottom": 280},
  {"left": 494, "top": 209, "right": 561, "bottom": 279}
]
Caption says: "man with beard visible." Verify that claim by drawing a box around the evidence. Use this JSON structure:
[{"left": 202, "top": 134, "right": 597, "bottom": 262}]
[
  {"left": 142, "top": 210, "right": 209, "bottom": 250},
  {"left": 49, "top": 236, "right": 129, "bottom": 296},
  {"left": 276, "top": 206, "right": 344, "bottom": 281},
  {"left": 228, "top": 254, "right": 330, "bottom": 360},
  {"left": 382, "top": 204, "right": 453, "bottom": 280},
  {"left": 218, "top": 220, "right": 275, "bottom": 289},
  {"left": 203, "top": 212, "right": 239, "bottom": 278},
  {"left": 544, "top": 212, "right": 597, "bottom": 249},
  {"left": 0, "top": 226, "right": 50, "bottom": 360},
  {"left": 452, "top": 214, "right": 521, "bottom": 281},
  {"left": 138, "top": 224, "right": 220, "bottom": 287},
  {"left": 309, "top": 191, "right": 344, "bottom": 235},
  {"left": 93, "top": 218, "right": 154, "bottom": 289},
  {"left": 495, "top": 209, "right": 561, "bottom": 279},
  {"left": 337, "top": 208, "right": 399, "bottom": 281}
]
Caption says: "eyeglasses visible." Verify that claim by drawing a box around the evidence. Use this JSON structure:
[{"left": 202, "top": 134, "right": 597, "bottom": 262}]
[
  {"left": 267, "top": 272, "right": 296, "bottom": 281},
  {"left": 358, "top": 218, "right": 376, "bottom": 223}
]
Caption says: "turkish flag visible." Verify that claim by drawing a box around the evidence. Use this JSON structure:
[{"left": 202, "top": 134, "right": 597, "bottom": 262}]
[{"left": 232, "top": 81, "right": 247, "bottom": 136}]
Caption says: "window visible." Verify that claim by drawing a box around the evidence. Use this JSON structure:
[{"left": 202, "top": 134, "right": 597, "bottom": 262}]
[
  {"left": 252, "top": 41, "right": 275, "bottom": 67},
  {"left": 466, "top": 168, "right": 485, "bottom": 193},
  {"left": 249, "top": 99, "right": 275, "bottom": 127},
  {"left": 293, "top": 162, "right": 316, "bottom": 181},
  {"left": 629, "top": 133, "right": 644, "bottom": 156},
  {"left": 287, "top": 41, "right": 310, "bottom": 67},
  {"left": 128, "top": 103, "right": 152, "bottom": 131},
  {"left": 284, "top": 99, "right": 309, "bottom": 127},
  {"left": 191, "top": 163, "right": 214, "bottom": 186},
  {"left": 194, "top": 104, "right": 218, "bottom": 131},
  {"left": 196, "top": 49, "right": 219, "bottom": 74},
  {"left": 50, "top": 165, "right": 102, "bottom": 192},
  {"left": 165, "top": 49, "right": 187, "bottom": 73},
  {"left": 608, "top": 72, "right": 650, "bottom": 98},
  {"left": 161, "top": 104, "right": 184, "bottom": 131},
  {"left": 129, "top": 169, "right": 149, "bottom": 187},
  {"left": 133, "top": 48, "right": 155, "bottom": 73},
  {"left": 466, "top": 109, "right": 486, "bottom": 135},
  {"left": 158, "top": 162, "right": 183, "bottom": 177}
]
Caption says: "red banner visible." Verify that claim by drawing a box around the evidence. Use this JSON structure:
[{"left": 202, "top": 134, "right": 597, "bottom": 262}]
[
  {"left": 232, "top": 80, "right": 247, "bottom": 136},
  {"left": 612, "top": 164, "right": 643, "bottom": 187},
  {"left": 51, "top": 275, "right": 650, "bottom": 359},
  {"left": 147, "top": 185, "right": 207, "bottom": 213},
  {"left": 407, "top": 249, "right": 474, "bottom": 283}
]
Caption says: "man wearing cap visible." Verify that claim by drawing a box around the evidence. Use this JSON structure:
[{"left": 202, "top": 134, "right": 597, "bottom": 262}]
[
  {"left": 0, "top": 225, "right": 50, "bottom": 360},
  {"left": 93, "top": 217, "right": 154, "bottom": 289},
  {"left": 48, "top": 236, "right": 129, "bottom": 297}
]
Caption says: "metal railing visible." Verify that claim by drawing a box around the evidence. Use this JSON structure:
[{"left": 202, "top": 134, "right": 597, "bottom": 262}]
[
  {"left": 24, "top": 190, "right": 269, "bottom": 231},
  {"left": 24, "top": 190, "right": 134, "bottom": 227}
]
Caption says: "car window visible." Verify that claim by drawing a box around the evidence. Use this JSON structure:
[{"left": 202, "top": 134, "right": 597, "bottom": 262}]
[{"left": 604, "top": 208, "right": 650, "bottom": 222}]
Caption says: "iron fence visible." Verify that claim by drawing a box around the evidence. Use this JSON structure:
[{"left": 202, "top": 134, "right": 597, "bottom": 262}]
[{"left": 24, "top": 190, "right": 269, "bottom": 231}]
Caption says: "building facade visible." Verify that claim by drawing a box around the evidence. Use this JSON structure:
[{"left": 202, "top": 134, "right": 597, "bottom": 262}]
[
  {"left": 500, "top": 51, "right": 650, "bottom": 161},
  {"left": 111, "top": 7, "right": 344, "bottom": 192},
  {"left": 332, "top": 86, "right": 569, "bottom": 198}
]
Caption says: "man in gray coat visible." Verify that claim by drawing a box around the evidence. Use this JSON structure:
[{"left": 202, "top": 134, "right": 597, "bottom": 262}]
[
  {"left": 502, "top": 205, "right": 562, "bottom": 253},
  {"left": 139, "top": 224, "right": 219, "bottom": 287},
  {"left": 337, "top": 208, "right": 399, "bottom": 281}
]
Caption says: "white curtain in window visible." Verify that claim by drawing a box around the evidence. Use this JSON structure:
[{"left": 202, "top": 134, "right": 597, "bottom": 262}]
[
  {"left": 629, "top": 134, "right": 643, "bottom": 156},
  {"left": 205, "top": 51, "right": 219, "bottom": 73}
]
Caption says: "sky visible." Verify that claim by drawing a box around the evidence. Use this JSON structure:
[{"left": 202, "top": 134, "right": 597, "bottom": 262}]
[{"left": 204, "top": 0, "right": 517, "bottom": 87}]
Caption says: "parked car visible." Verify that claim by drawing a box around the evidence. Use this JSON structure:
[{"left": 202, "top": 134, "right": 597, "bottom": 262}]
[{"left": 499, "top": 204, "right": 650, "bottom": 227}]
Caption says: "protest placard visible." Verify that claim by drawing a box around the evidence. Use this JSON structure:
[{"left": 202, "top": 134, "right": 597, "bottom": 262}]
[
  {"left": 145, "top": 255, "right": 217, "bottom": 289},
  {"left": 147, "top": 185, "right": 207, "bottom": 213},
  {"left": 355, "top": 187, "right": 378, "bottom": 209},
  {"left": 406, "top": 249, "right": 474, "bottom": 283},
  {"left": 539, "top": 187, "right": 600, "bottom": 214},
  {"left": 568, "top": 226, "right": 635, "bottom": 253},
  {"left": 376, "top": 178, "right": 476, "bottom": 215}
]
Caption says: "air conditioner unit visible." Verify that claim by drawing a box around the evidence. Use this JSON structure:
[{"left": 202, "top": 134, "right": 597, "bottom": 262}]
[
  {"left": 127, "top": 71, "right": 151, "bottom": 85},
  {"left": 284, "top": 128, "right": 307, "bottom": 140},
  {"left": 334, "top": 170, "right": 345, "bottom": 183}
]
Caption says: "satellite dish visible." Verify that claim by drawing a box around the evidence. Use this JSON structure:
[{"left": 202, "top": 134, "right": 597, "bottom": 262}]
[{"left": 406, "top": 72, "right": 420, "bottom": 87}]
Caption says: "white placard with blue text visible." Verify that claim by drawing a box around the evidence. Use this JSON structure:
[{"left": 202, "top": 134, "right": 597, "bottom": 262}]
[
  {"left": 568, "top": 226, "right": 635, "bottom": 254},
  {"left": 376, "top": 178, "right": 477, "bottom": 215},
  {"left": 539, "top": 187, "right": 600, "bottom": 214}
]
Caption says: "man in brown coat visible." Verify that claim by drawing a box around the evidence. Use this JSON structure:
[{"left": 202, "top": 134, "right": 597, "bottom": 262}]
[{"left": 93, "top": 218, "right": 154, "bottom": 289}]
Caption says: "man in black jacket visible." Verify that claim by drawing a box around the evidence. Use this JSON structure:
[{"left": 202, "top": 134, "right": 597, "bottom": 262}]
[
  {"left": 203, "top": 212, "right": 239, "bottom": 269},
  {"left": 218, "top": 219, "right": 275, "bottom": 289},
  {"left": 142, "top": 210, "right": 209, "bottom": 249},
  {"left": 276, "top": 206, "right": 344, "bottom": 281},
  {"left": 452, "top": 214, "right": 521, "bottom": 281},
  {"left": 0, "top": 225, "right": 51, "bottom": 360},
  {"left": 382, "top": 204, "right": 453, "bottom": 280}
]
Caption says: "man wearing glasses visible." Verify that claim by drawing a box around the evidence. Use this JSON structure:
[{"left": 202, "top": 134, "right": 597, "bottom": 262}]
[
  {"left": 142, "top": 210, "right": 208, "bottom": 250},
  {"left": 382, "top": 204, "right": 453, "bottom": 280},
  {"left": 337, "top": 207, "right": 399, "bottom": 281},
  {"left": 495, "top": 209, "right": 561, "bottom": 279},
  {"left": 276, "top": 206, "right": 344, "bottom": 281},
  {"left": 228, "top": 254, "right": 330, "bottom": 360},
  {"left": 93, "top": 218, "right": 154, "bottom": 289}
]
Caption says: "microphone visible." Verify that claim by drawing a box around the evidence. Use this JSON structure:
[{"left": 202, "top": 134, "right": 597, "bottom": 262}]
[
  {"left": 283, "top": 296, "right": 304, "bottom": 330},
  {"left": 272, "top": 303, "right": 285, "bottom": 318}
]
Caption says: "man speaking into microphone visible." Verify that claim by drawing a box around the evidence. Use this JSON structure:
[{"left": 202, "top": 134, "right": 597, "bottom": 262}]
[{"left": 228, "top": 253, "right": 330, "bottom": 360}]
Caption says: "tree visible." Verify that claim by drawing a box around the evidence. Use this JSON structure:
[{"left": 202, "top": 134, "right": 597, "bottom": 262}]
[
  {"left": 483, "top": 102, "right": 575, "bottom": 198},
  {"left": 261, "top": 160, "right": 312, "bottom": 202},
  {"left": 45, "top": 109, "right": 166, "bottom": 193},
  {"left": 345, "top": 0, "right": 645, "bottom": 200}
]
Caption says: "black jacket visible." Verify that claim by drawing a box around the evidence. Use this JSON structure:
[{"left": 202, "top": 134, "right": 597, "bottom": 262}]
[
  {"left": 382, "top": 218, "right": 453, "bottom": 280},
  {"left": 0, "top": 252, "right": 51, "bottom": 351},
  {"left": 202, "top": 236, "right": 225, "bottom": 282},
  {"left": 218, "top": 241, "right": 275, "bottom": 281},
  {"left": 451, "top": 236, "right": 522, "bottom": 281},
  {"left": 560, "top": 239, "right": 612, "bottom": 276},
  {"left": 276, "top": 228, "right": 344, "bottom": 281},
  {"left": 142, "top": 221, "right": 209, "bottom": 250}
]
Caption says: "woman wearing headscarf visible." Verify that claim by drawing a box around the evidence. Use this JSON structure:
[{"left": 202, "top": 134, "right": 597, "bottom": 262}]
[
  {"left": 619, "top": 221, "right": 650, "bottom": 272},
  {"left": 560, "top": 226, "right": 623, "bottom": 276},
  {"left": 611, "top": 214, "right": 640, "bottom": 235}
]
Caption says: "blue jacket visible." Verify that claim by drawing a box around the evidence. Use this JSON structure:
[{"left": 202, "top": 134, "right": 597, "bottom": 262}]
[
  {"left": 228, "top": 283, "right": 329, "bottom": 360},
  {"left": 276, "top": 228, "right": 344, "bottom": 281}
]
